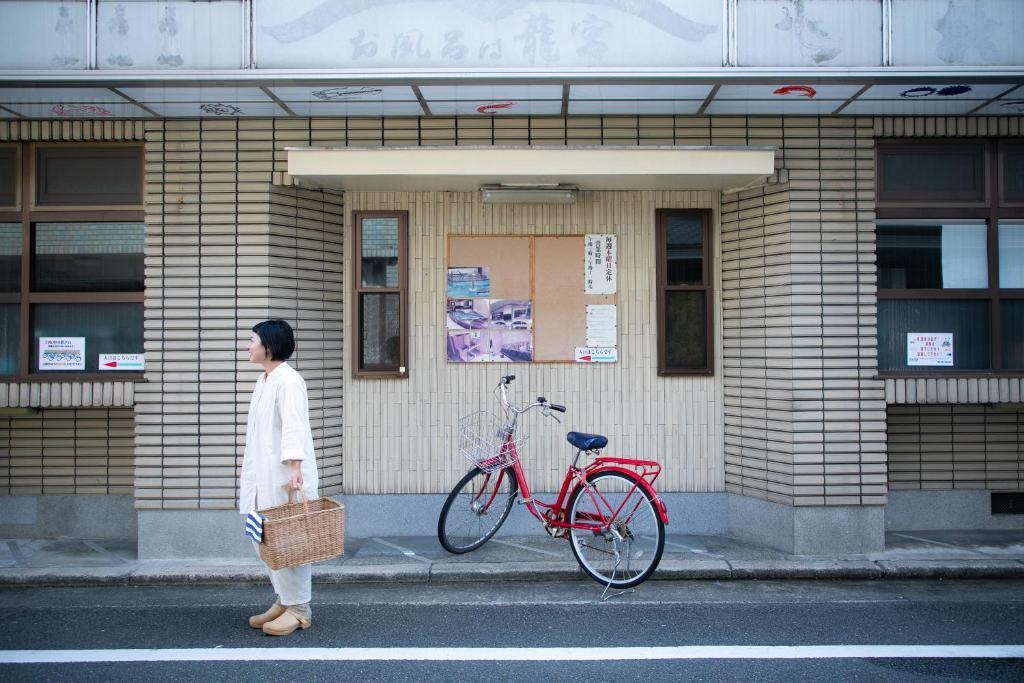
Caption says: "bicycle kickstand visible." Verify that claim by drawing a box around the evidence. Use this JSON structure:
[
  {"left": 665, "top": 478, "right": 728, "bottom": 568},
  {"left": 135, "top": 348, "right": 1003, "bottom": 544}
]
[{"left": 599, "top": 545, "right": 636, "bottom": 602}]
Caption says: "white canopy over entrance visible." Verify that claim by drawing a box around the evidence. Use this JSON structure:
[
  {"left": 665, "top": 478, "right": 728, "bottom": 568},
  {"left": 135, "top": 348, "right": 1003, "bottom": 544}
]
[{"left": 286, "top": 145, "right": 776, "bottom": 192}]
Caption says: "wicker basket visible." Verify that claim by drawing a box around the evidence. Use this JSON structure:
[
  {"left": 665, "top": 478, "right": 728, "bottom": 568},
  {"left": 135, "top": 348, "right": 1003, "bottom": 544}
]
[{"left": 257, "top": 491, "right": 345, "bottom": 570}]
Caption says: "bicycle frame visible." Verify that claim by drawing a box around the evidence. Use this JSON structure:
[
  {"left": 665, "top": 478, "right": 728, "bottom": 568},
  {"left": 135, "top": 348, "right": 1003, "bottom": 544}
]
[{"left": 482, "top": 430, "right": 669, "bottom": 533}]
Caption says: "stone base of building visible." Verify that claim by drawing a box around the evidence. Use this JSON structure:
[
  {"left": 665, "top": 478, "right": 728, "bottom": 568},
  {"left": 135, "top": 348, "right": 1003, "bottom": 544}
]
[
  {"left": 0, "top": 495, "right": 136, "bottom": 540},
  {"left": 728, "top": 494, "right": 885, "bottom": 555},
  {"left": 138, "top": 492, "right": 729, "bottom": 560},
  {"left": 886, "top": 490, "right": 1024, "bottom": 531}
]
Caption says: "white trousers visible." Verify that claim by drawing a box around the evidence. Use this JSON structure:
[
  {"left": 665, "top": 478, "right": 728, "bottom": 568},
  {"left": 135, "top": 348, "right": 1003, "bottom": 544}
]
[{"left": 251, "top": 541, "right": 312, "bottom": 612}]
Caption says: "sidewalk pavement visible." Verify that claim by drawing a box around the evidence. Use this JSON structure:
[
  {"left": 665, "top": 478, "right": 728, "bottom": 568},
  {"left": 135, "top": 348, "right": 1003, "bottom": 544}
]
[{"left": 2, "top": 530, "right": 1024, "bottom": 587}]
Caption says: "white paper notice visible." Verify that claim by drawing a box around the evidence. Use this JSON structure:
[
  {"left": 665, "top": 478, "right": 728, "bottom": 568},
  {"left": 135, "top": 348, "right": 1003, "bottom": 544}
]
[
  {"left": 575, "top": 347, "right": 618, "bottom": 363},
  {"left": 99, "top": 354, "right": 145, "bottom": 371},
  {"left": 39, "top": 337, "right": 85, "bottom": 371},
  {"left": 584, "top": 234, "right": 617, "bottom": 294},
  {"left": 907, "top": 333, "right": 954, "bottom": 367},
  {"left": 586, "top": 304, "right": 617, "bottom": 348}
]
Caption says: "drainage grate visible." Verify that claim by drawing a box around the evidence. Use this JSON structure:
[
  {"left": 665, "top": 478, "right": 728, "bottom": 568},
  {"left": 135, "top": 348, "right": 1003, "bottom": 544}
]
[{"left": 992, "top": 492, "right": 1024, "bottom": 515}]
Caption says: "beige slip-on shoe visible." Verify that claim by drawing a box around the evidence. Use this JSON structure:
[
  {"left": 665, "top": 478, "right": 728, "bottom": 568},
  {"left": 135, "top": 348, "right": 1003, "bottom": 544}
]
[
  {"left": 248, "top": 603, "right": 286, "bottom": 629},
  {"left": 262, "top": 609, "right": 312, "bottom": 636}
]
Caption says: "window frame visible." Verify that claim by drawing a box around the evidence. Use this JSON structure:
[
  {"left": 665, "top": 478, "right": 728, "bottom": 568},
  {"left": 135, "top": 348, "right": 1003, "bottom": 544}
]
[
  {"left": 0, "top": 142, "right": 145, "bottom": 382},
  {"left": 876, "top": 139, "right": 1024, "bottom": 378},
  {"left": 351, "top": 210, "right": 408, "bottom": 379},
  {"left": 655, "top": 208, "right": 714, "bottom": 377},
  {"left": 876, "top": 140, "right": 988, "bottom": 208},
  {"left": 0, "top": 143, "right": 20, "bottom": 210},
  {"left": 998, "top": 141, "right": 1024, "bottom": 208}
]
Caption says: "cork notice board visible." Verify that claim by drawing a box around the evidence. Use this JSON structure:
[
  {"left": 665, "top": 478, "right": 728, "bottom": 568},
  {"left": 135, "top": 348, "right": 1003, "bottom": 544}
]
[{"left": 448, "top": 235, "right": 616, "bottom": 362}]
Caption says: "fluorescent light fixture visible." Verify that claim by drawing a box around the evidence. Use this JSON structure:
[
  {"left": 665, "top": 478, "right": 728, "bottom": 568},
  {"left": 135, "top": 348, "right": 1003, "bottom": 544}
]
[{"left": 480, "top": 184, "right": 578, "bottom": 204}]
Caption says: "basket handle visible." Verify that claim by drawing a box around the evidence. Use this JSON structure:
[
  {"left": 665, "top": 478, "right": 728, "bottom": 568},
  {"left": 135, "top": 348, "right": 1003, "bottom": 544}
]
[{"left": 286, "top": 487, "right": 310, "bottom": 512}]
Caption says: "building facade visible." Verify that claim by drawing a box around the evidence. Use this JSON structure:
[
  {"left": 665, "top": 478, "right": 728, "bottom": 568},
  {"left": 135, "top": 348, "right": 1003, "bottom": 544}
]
[{"left": 1, "top": 0, "right": 1023, "bottom": 558}]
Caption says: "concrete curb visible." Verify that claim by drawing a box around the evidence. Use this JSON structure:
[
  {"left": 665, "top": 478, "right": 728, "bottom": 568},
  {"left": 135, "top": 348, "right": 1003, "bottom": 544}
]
[{"left": 3, "top": 559, "right": 1024, "bottom": 587}]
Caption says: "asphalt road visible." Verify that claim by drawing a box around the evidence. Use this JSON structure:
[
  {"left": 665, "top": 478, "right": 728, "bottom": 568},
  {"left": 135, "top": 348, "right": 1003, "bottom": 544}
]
[{"left": 1, "top": 579, "right": 1022, "bottom": 681}]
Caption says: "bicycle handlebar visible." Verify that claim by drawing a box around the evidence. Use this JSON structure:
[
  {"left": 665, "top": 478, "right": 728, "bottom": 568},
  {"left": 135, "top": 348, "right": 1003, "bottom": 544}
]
[{"left": 496, "top": 377, "right": 566, "bottom": 422}]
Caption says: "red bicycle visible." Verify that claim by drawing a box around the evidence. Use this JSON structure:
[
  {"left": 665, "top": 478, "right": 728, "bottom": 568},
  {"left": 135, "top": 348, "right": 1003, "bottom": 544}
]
[{"left": 437, "top": 375, "right": 668, "bottom": 589}]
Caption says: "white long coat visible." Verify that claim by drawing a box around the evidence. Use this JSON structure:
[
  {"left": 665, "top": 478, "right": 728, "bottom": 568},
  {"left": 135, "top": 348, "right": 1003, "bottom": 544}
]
[{"left": 239, "top": 362, "right": 319, "bottom": 513}]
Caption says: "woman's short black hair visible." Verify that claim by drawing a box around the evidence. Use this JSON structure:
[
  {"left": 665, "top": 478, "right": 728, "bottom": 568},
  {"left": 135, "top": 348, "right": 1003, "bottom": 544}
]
[{"left": 252, "top": 319, "right": 295, "bottom": 361}]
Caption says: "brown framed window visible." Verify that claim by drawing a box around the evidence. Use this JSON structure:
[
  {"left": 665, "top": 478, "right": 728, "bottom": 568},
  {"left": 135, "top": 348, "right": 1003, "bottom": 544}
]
[
  {"left": 352, "top": 211, "right": 408, "bottom": 378},
  {"left": 1000, "top": 142, "right": 1024, "bottom": 206},
  {"left": 0, "top": 145, "right": 17, "bottom": 208},
  {"left": 35, "top": 146, "right": 143, "bottom": 206},
  {"left": 876, "top": 139, "right": 1024, "bottom": 375},
  {"left": 0, "top": 143, "right": 144, "bottom": 380},
  {"left": 656, "top": 209, "right": 713, "bottom": 376},
  {"left": 877, "top": 141, "right": 986, "bottom": 206}
]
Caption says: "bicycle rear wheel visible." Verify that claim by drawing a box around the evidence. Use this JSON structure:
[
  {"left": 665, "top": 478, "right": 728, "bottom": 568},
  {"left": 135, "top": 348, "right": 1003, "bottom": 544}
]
[
  {"left": 437, "top": 466, "right": 518, "bottom": 553},
  {"left": 567, "top": 470, "right": 665, "bottom": 588}
]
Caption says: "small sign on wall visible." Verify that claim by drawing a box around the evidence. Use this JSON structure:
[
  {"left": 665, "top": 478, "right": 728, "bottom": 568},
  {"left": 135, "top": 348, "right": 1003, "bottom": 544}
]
[
  {"left": 99, "top": 354, "right": 145, "bottom": 371},
  {"left": 39, "top": 337, "right": 85, "bottom": 371},
  {"left": 907, "top": 333, "right": 954, "bottom": 367},
  {"left": 584, "top": 234, "right": 617, "bottom": 294},
  {"left": 575, "top": 347, "right": 617, "bottom": 363}
]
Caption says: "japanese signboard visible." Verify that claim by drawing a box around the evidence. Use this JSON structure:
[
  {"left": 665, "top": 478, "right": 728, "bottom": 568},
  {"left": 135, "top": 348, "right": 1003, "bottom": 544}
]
[
  {"left": 585, "top": 304, "right": 617, "bottom": 348},
  {"left": 38, "top": 337, "right": 85, "bottom": 371},
  {"left": 907, "top": 333, "right": 954, "bottom": 367},
  {"left": 575, "top": 347, "right": 618, "bottom": 363},
  {"left": 584, "top": 234, "right": 616, "bottom": 294},
  {"left": 99, "top": 354, "right": 145, "bottom": 371}
]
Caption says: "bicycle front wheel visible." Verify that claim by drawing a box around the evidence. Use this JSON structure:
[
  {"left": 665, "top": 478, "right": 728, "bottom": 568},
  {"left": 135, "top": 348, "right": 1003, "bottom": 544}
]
[
  {"left": 437, "top": 466, "right": 518, "bottom": 553},
  {"left": 567, "top": 471, "right": 665, "bottom": 588}
]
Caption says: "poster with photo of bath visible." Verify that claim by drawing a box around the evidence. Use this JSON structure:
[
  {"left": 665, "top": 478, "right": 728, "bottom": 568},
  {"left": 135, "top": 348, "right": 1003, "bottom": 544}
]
[
  {"left": 446, "top": 298, "right": 490, "bottom": 330},
  {"left": 447, "top": 330, "right": 488, "bottom": 363},
  {"left": 447, "top": 267, "right": 490, "bottom": 298},
  {"left": 488, "top": 299, "right": 533, "bottom": 331}
]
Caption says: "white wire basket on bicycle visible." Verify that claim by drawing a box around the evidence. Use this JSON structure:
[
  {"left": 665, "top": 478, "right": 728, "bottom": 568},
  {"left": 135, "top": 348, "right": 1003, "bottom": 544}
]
[{"left": 458, "top": 411, "right": 528, "bottom": 473}]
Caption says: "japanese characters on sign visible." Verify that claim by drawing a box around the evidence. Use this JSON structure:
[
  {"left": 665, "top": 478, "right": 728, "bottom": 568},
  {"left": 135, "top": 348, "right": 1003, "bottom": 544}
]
[
  {"left": 38, "top": 337, "right": 85, "bottom": 371},
  {"left": 907, "top": 333, "right": 954, "bottom": 367},
  {"left": 585, "top": 304, "right": 617, "bottom": 348},
  {"left": 584, "top": 234, "right": 616, "bottom": 295}
]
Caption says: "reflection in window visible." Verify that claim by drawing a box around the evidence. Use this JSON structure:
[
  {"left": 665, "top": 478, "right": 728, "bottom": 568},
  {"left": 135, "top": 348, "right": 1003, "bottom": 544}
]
[
  {"left": 0, "top": 147, "right": 15, "bottom": 206},
  {"left": 1006, "top": 147, "right": 1024, "bottom": 202},
  {"left": 999, "top": 222, "right": 1024, "bottom": 288},
  {"left": 877, "top": 223, "right": 987, "bottom": 289},
  {"left": 665, "top": 214, "right": 704, "bottom": 285},
  {"left": 1002, "top": 300, "right": 1024, "bottom": 370},
  {"left": 0, "top": 223, "right": 20, "bottom": 292},
  {"left": 360, "top": 293, "right": 400, "bottom": 368},
  {"left": 32, "top": 223, "right": 144, "bottom": 292},
  {"left": 31, "top": 303, "right": 143, "bottom": 373},
  {"left": 360, "top": 218, "right": 399, "bottom": 288},
  {"left": 0, "top": 304, "right": 18, "bottom": 375},
  {"left": 878, "top": 146, "right": 984, "bottom": 202},
  {"left": 664, "top": 291, "right": 706, "bottom": 369}
]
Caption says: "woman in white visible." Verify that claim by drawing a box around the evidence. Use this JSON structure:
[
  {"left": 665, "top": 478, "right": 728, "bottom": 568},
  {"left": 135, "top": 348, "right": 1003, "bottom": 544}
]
[{"left": 240, "top": 319, "right": 319, "bottom": 636}]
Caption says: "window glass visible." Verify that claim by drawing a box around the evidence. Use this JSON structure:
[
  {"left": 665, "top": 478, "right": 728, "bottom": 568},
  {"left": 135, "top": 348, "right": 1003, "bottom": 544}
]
[
  {"left": 0, "top": 147, "right": 15, "bottom": 206},
  {"left": 665, "top": 214, "right": 704, "bottom": 285},
  {"left": 877, "top": 223, "right": 987, "bottom": 289},
  {"left": 998, "top": 222, "right": 1024, "bottom": 288},
  {"left": 1004, "top": 146, "right": 1024, "bottom": 202},
  {"left": 664, "top": 291, "right": 706, "bottom": 369},
  {"left": 1002, "top": 300, "right": 1024, "bottom": 370},
  {"left": 0, "top": 223, "right": 20, "bottom": 292},
  {"left": 36, "top": 147, "right": 143, "bottom": 206},
  {"left": 32, "top": 223, "right": 144, "bottom": 293},
  {"left": 878, "top": 146, "right": 983, "bottom": 202},
  {"left": 360, "top": 217, "right": 399, "bottom": 288},
  {"left": 877, "top": 300, "right": 991, "bottom": 371},
  {"left": 360, "top": 293, "right": 400, "bottom": 369},
  {"left": 0, "top": 304, "right": 18, "bottom": 375},
  {"left": 31, "top": 303, "right": 143, "bottom": 373}
]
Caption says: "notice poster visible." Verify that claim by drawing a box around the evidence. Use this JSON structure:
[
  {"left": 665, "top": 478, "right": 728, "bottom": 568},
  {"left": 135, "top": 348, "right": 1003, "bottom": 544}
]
[
  {"left": 447, "top": 266, "right": 490, "bottom": 298},
  {"left": 585, "top": 304, "right": 617, "bottom": 348},
  {"left": 584, "top": 234, "right": 617, "bottom": 294},
  {"left": 907, "top": 333, "right": 954, "bottom": 367},
  {"left": 39, "top": 337, "right": 85, "bottom": 371},
  {"left": 575, "top": 347, "right": 618, "bottom": 363},
  {"left": 99, "top": 354, "right": 145, "bottom": 371}
]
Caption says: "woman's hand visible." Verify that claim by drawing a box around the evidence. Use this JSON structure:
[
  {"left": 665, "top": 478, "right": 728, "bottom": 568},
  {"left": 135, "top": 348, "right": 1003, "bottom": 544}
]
[{"left": 289, "top": 460, "right": 303, "bottom": 490}]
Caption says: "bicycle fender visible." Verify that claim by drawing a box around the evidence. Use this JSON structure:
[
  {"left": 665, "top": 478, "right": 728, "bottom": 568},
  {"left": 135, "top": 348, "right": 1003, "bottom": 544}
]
[{"left": 577, "top": 465, "right": 669, "bottom": 524}]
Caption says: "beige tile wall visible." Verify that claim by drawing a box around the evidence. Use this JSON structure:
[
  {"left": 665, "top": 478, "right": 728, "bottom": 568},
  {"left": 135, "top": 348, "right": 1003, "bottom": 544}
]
[
  {"left": 134, "top": 119, "right": 344, "bottom": 510},
  {"left": 888, "top": 404, "right": 1024, "bottom": 491},
  {"left": 0, "top": 409, "right": 134, "bottom": 495}
]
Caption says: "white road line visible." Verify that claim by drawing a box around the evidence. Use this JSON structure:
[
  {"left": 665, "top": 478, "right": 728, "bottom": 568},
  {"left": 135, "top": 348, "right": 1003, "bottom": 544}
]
[
  {"left": 1, "top": 645, "right": 1022, "bottom": 664},
  {"left": 889, "top": 532, "right": 990, "bottom": 555},
  {"left": 491, "top": 538, "right": 565, "bottom": 558}
]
